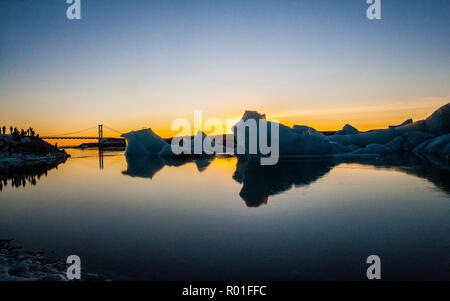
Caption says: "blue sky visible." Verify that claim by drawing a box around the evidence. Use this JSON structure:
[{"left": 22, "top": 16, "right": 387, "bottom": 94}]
[{"left": 0, "top": 0, "right": 449, "bottom": 135}]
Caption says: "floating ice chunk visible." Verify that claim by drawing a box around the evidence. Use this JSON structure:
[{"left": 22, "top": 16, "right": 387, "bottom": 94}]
[
  {"left": 439, "top": 142, "right": 450, "bottom": 155},
  {"left": 121, "top": 128, "right": 168, "bottom": 156},
  {"left": 331, "top": 142, "right": 359, "bottom": 153},
  {"left": 391, "top": 103, "right": 450, "bottom": 134},
  {"left": 414, "top": 134, "right": 450, "bottom": 155},
  {"left": 389, "top": 119, "right": 413, "bottom": 129},
  {"left": 335, "top": 124, "right": 360, "bottom": 135},
  {"left": 424, "top": 103, "right": 450, "bottom": 135},
  {"left": 240, "top": 110, "right": 266, "bottom": 121},
  {"left": 292, "top": 125, "right": 328, "bottom": 139},
  {"left": 232, "top": 111, "right": 348, "bottom": 156},
  {"left": 385, "top": 132, "right": 434, "bottom": 152},
  {"left": 293, "top": 129, "right": 342, "bottom": 155},
  {"left": 328, "top": 128, "right": 396, "bottom": 147},
  {"left": 160, "top": 131, "right": 217, "bottom": 157},
  {"left": 329, "top": 103, "right": 449, "bottom": 147},
  {"left": 352, "top": 143, "right": 392, "bottom": 155}
]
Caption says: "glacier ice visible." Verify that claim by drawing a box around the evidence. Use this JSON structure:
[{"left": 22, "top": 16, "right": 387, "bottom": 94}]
[
  {"left": 413, "top": 134, "right": 450, "bottom": 155},
  {"left": 352, "top": 143, "right": 392, "bottom": 155},
  {"left": 329, "top": 103, "right": 450, "bottom": 148},
  {"left": 121, "top": 128, "right": 218, "bottom": 158},
  {"left": 335, "top": 124, "right": 360, "bottom": 135},
  {"left": 121, "top": 128, "right": 168, "bottom": 156},
  {"left": 159, "top": 131, "right": 217, "bottom": 157},
  {"left": 120, "top": 103, "right": 450, "bottom": 163},
  {"left": 389, "top": 118, "right": 413, "bottom": 129},
  {"left": 232, "top": 111, "right": 344, "bottom": 156}
]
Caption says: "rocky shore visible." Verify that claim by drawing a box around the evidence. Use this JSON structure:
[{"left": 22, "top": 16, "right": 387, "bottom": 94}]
[
  {"left": 0, "top": 134, "right": 70, "bottom": 167},
  {"left": 0, "top": 240, "right": 106, "bottom": 281}
]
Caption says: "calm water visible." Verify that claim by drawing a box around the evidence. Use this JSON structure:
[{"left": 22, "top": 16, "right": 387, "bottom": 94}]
[{"left": 0, "top": 149, "right": 449, "bottom": 280}]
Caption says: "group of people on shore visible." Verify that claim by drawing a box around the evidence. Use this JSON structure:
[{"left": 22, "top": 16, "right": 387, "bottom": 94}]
[{"left": 1, "top": 126, "right": 39, "bottom": 140}]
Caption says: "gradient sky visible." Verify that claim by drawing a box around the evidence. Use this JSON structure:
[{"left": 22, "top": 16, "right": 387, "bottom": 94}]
[{"left": 0, "top": 0, "right": 449, "bottom": 138}]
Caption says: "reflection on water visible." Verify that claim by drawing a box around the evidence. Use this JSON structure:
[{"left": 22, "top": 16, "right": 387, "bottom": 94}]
[
  {"left": 233, "top": 157, "right": 335, "bottom": 207},
  {"left": 0, "top": 162, "right": 63, "bottom": 191},
  {"left": 340, "top": 153, "right": 450, "bottom": 195},
  {"left": 122, "top": 155, "right": 213, "bottom": 178},
  {"left": 122, "top": 153, "right": 450, "bottom": 207},
  {"left": 1, "top": 149, "right": 449, "bottom": 280}
]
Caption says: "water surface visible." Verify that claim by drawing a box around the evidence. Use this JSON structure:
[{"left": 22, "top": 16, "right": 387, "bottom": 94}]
[{"left": 0, "top": 149, "right": 448, "bottom": 280}]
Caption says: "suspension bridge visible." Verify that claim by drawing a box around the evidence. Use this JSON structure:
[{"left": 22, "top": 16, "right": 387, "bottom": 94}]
[{"left": 41, "top": 124, "right": 124, "bottom": 145}]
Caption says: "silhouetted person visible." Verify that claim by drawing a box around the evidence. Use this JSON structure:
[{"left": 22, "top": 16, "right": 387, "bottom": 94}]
[
  {"left": 28, "top": 127, "right": 35, "bottom": 137},
  {"left": 9, "top": 126, "right": 12, "bottom": 135},
  {"left": 2, "top": 126, "right": 5, "bottom": 134}
]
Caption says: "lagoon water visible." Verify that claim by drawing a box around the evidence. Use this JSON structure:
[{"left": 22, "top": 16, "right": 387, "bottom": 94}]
[{"left": 0, "top": 149, "right": 448, "bottom": 280}]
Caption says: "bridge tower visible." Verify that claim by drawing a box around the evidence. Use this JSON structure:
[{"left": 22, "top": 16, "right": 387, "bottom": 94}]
[{"left": 98, "top": 124, "right": 103, "bottom": 148}]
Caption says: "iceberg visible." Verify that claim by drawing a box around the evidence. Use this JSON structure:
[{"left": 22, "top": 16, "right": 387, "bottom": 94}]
[
  {"left": 335, "top": 124, "right": 360, "bottom": 135},
  {"left": 413, "top": 134, "right": 450, "bottom": 155},
  {"left": 352, "top": 143, "right": 391, "bottom": 155},
  {"left": 232, "top": 111, "right": 347, "bottom": 156},
  {"left": 389, "top": 118, "right": 413, "bottom": 129},
  {"left": 121, "top": 128, "right": 218, "bottom": 158},
  {"left": 121, "top": 102, "right": 449, "bottom": 163},
  {"left": 329, "top": 103, "right": 450, "bottom": 148},
  {"left": 159, "top": 131, "right": 217, "bottom": 157},
  {"left": 232, "top": 103, "right": 449, "bottom": 159},
  {"left": 121, "top": 128, "right": 168, "bottom": 156}
]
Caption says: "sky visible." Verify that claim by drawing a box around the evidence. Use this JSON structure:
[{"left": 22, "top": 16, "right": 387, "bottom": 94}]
[{"left": 0, "top": 0, "right": 449, "bottom": 139}]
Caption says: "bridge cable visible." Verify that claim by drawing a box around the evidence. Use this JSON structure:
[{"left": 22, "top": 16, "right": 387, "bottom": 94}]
[
  {"left": 48, "top": 125, "right": 98, "bottom": 137},
  {"left": 103, "top": 125, "right": 123, "bottom": 135}
]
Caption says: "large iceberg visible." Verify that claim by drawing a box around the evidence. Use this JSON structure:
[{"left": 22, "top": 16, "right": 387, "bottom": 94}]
[
  {"left": 231, "top": 110, "right": 354, "bottom": 157},
  {"left": 232, "top": 103, "right": 449, "bottom": 160}
]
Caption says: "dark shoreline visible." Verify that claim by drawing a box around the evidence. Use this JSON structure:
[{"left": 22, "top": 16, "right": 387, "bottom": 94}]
[
  {"left": 0, "top": 134, "right": 70, "bottom": 167},
  {"left": 0, "top": 240, "right": 107, "bottom": 281}
]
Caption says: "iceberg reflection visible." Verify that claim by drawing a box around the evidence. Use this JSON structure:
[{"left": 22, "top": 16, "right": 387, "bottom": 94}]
[
  {"left": 122, "top": 155, "right": 214, "bottom": 178},
  {"left": 121, "top": 153, "right": 449, "bottom": 207},
  {"left": 233, "top": 157, "right": 335, "bottom": 207}
]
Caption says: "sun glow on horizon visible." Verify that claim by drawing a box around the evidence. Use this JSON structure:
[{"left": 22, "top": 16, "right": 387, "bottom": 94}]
[{"left": 34, "top": 98, "right": 448, "bottom": 146}]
